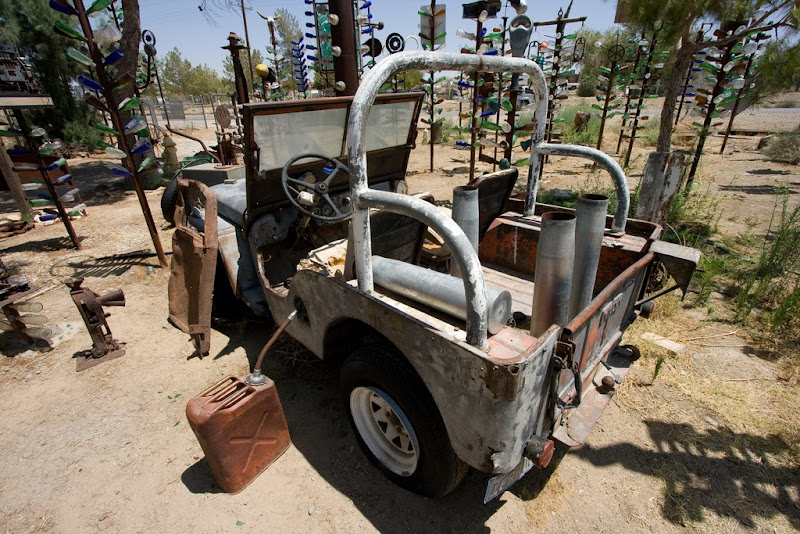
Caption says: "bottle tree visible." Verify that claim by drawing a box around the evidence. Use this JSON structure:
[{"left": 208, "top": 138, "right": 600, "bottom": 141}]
[{"left": 54, "top": 0, "right": 167, "bottom": 266}]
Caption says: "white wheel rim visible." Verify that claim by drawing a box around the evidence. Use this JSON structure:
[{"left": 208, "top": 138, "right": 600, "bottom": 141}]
[{"left": 350, "top": 386, "right": 419, "bottom": 476}]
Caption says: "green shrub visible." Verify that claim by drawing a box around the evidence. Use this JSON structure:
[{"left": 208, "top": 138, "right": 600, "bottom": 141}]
[
  {"left": 62, "top": 118, "right": 101, "bottom": 151},
  {"left": 577, "top": 76, "right": 596, "bottom": 97},
  {"left": 763, "top": 132, "right": 800, "bottom": 164}
]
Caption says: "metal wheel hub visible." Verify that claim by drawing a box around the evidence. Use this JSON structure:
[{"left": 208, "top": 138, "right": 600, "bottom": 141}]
[{"left": 350, "top": 386, "right": 419, "bottom": 476}]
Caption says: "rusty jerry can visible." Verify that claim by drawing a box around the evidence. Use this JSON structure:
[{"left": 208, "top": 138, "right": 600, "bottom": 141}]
[{"left": 186, "top": 375, "right": 291, "bottom": 493}]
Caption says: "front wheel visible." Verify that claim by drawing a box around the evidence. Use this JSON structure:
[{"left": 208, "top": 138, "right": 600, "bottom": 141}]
[{"left": 340, "top": 345, "right": 468, "bottom": 497}]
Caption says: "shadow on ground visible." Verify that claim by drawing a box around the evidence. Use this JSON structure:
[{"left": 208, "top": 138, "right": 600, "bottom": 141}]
[
  {"left": 46, "top": 251, "right": 158, "bottom": 279},
  {"left": 574, "top": 420, "right": 800, "bottom": 529},
  {"left": 719, "top": 184, "right": 800, "bottom": 195}
]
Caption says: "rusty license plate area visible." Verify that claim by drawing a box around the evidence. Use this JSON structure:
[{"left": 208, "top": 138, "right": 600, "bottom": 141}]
[{"left": 483, "top": 456, "right": 534, "bottom": 504}]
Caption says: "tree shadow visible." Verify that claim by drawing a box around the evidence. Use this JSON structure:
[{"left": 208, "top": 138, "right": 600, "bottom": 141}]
[
  {"left": 718, "top": 184, "right": 799, "bottom": 195},
  {"left": 0, "top": 235, "right": 79, "bottom": 255},
  {"left": 574, "top": 420, "right": 800, "bottom": 529},
  {"left": 48, "top": 251, "right": 157, "bottom": 279},
  {"left": 745, "top": 168, "right": 795, "bottom": 176}
]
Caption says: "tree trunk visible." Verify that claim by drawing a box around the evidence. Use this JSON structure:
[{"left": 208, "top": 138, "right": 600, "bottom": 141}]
[
  {"left": 117, "top": 0, "right": 141, "bottom": 107},
  {"left": 635, "top": 150, "right": 688, "bottom": 224},
  {"left": 655, "top": 45, "right": 694, "bottom": 153}
]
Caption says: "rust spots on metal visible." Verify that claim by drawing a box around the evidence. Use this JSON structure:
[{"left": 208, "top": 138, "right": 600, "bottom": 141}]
[{"left": 63, "top": 276, "right": 126, "bottom": 371}]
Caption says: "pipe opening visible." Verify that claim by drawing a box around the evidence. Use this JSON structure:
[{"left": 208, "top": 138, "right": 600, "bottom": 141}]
[
  {"left": 541, "top": 211, "right": 576, "bottom": 222},
  {"left": 581, "top": 193, "right": 609, "bottom": 202}
]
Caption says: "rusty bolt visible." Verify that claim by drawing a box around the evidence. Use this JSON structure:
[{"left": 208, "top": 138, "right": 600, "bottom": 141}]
[{"left": 598, "top": 375, "right": 616, "bottom": 394}]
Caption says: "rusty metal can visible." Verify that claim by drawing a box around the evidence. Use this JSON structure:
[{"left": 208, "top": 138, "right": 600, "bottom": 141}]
[{"left": 186, "top": 375, "right": 291, "bottom": 493}]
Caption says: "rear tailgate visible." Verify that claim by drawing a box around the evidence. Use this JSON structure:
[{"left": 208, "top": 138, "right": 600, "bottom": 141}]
[{"left": 552, "top": 252, "right": 654, "bottom": 445}]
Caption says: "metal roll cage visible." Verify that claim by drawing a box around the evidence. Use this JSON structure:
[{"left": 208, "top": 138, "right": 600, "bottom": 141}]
[{"left": 345, "top": 51, "right": 629, "bottom": 348}]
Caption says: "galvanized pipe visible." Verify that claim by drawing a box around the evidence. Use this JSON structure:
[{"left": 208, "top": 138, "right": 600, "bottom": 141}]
[
  {"left": 531, "top": 142, "right": 629, "bottom": 234},
  {"left": 531, "top": 212, "right": 576, "bottom": 337},
  {"left": 569, "top": 194, "right": 609, "bottom": 320},
  {"left": 451, "top": 185, "right": 479, "bottom": 278},
  {"left": 346, "top": 51, "right": 548, "bottom": 348},
  {"left": 358, "top": 189, "right": 489, "bottom": 347},
  {"left": 372, "top": 256, "right": 512, "bottom": 335}
]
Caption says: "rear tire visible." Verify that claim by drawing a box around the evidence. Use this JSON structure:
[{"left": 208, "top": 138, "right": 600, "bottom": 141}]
[
  {"left": 340, "top": 345, "right": 468, "bottom": 497},
  {"left": 161, "top": 175, "right": 179, "bottom": 225}
]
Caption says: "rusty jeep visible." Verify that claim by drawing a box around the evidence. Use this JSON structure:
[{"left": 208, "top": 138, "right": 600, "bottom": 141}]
[{"left": 168, "top": 51, "right": 699, "bottom": 501}]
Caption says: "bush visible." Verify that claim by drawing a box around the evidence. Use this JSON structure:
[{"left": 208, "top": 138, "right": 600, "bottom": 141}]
[
  {"left": 763, "top": 132, "right": 800, "bottom": 164},
  {"left": 577, "top": 75, "right": 596, "bottom": 97},
  {"left": 62, "top": 118, "right": 102, "bottom": 152}
]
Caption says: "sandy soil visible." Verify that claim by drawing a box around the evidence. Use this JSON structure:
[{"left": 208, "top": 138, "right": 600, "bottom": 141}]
[{"left": 0, "top": 130, "right": 798, "bottom": 533}]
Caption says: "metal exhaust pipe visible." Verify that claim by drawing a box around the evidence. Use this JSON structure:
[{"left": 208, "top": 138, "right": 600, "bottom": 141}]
[
  {"left": 531, "top": 212, "right": 576, "bottom": 337},
  {"left": 569, "top": 194, "right": 609, "bottom": 320},
  {"left": 450, "top": 185, "right": 479, "bottom": 278},
  {"left": 372, "top": 256, "right": 512, "bottom": 335}
]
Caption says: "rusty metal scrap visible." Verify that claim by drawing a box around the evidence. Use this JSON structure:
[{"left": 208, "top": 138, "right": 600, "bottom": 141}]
[{"left": 64, "top": 277, "right": 126, "bottom": 371}]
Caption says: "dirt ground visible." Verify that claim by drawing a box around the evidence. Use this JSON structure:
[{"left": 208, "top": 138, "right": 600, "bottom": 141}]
[{"left": 1, "top": 128, "right": 799, "bottom": 533}]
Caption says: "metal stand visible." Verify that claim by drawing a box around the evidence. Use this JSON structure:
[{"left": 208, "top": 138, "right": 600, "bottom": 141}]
[{"left": 64, "top": 277, "right": 126, "bottom": 372}]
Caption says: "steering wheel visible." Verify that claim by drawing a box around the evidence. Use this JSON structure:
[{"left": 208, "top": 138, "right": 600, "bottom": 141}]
[{"left": 281, "top": 153, "right": 353, "bottom": 222}]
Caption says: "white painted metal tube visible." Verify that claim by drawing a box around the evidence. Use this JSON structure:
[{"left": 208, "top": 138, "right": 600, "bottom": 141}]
[
  {"left": 531, "top": 212, "right": 576, "bottom": 337},
  {"left": 569, "top": 194, "right": 609, "bottom": 320},
  {"left": 532, "top": 143, "right": 629, "bottom": 234},
  {"left": 359, "top": 188, "right": 489, "bottom": 347},
  {"left": 372, "top": 256, "right": 512, "bottom": 335},
  {"left": 346, "top": 51, "right": 548, "bottom": 348},
  {"left": 451, "top": 185, "right": 479, "bottom": 278}
]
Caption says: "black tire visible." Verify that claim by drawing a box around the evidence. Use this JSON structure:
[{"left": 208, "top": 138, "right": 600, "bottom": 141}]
[
  {"left": 340, "top": 345, "right": 468, "bottom": 497},
  {"left": 161, "top": 175, "right": 179, "bottom": 225}
]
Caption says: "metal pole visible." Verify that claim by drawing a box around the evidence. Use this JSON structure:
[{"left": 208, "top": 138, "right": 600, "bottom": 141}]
[
  {"left": 569, "top": 194, "right": 608, "bottom": 319},
  {"left": 330, "top": 0, "right": 358, "bottom": 95},
  {"left": 720, "top": 42, "right": 757, "bottom": 154},
  {"left": 200, "top": 94, "right": 208, "bottom": 128},
  {"left": 428, "top": 0, "right": 435, "bottom": 172},
  {"left": 623, "top": 32, "right": 657, "bottom": 168},
  {"left": 686, "top": 37, "right": 736, "bottom": 189},
  {"left": 531, "top": 211, "right": 575, "bottom": 337},
  {"left": 13, "top": 110, "right": 81, "bottom": 250},
  {"left": 468, "top": 17, "right": 483, "bottom": 182},
  {"left": 73, "top": 0, "right": 167, "bottom": 267},
  {"left": 596, "top": 59, "right": 617, "bottom": 151},
  {"left": 616, "top": 32, "right": 644, "bottom": 154},
  {"left": 239, "top": 0, "right": 255, "bottom": 95},
  {"left": 451, "top": 185, "right": 479, "bottom": 277}
]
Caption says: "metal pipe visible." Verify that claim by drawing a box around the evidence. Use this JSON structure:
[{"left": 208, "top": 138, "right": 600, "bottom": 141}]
[
  {"left": 531, "top": 212, "right": 575, "bottom": 337},
  {"left": 372, "top": 256, "right": 512, "bottom": 335},
  {"left": 569, "top": 194, "right": 608, "bottom": 320},
  {"left": 532, "top": 142, "right": 629, "bottom": 234},
  {"left": 346, "top": 51, "right": 548, "bottom": 348},
  {"left": 358, "top": 189, "right": 489, "bottom": 348},
  {"left": 451, "top": 185, "right": 479, "bottom": 278}
]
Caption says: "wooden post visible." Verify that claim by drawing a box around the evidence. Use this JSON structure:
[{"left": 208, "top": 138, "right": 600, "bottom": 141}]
[{"left": 0, "top": 136, "right": 32, "bottom": 221}]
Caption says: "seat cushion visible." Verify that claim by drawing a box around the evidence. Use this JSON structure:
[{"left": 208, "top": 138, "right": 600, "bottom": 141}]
[{"left": 210, "top": 179, "right": 247, "bottom": 227}]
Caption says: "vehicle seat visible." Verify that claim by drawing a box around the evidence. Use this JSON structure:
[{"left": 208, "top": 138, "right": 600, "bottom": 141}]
[{"left": 209, "top": 179, "right": 247, "bottom": 228}]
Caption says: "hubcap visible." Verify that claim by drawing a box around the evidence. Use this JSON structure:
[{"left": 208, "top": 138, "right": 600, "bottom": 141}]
[{"left": 350, "top": 386, "right": 419, "bottom": 476}]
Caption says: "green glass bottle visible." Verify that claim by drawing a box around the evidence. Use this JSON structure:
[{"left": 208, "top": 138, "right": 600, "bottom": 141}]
[
  {"left": 54, "top": 20, "right": 87, "bottom": 42},
  {"left": 86, "top": 0, "right": 114, "bottom": 15},
  {"left": 137, "top": 156, "right": 156, "bottom": 172},
  {"left": 66, "top": 48, "right": 93, "bottom": 66},
  {"left": 92, "top": 122, "right": 119, "bottom": 135},
  {"left": 117, "top": 97, "right": 141, "bottom": 111}
]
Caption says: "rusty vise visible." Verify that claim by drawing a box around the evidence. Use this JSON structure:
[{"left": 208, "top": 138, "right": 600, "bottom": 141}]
[{"left": 64, "top": 277, "right": 126, "bottom": 371}]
